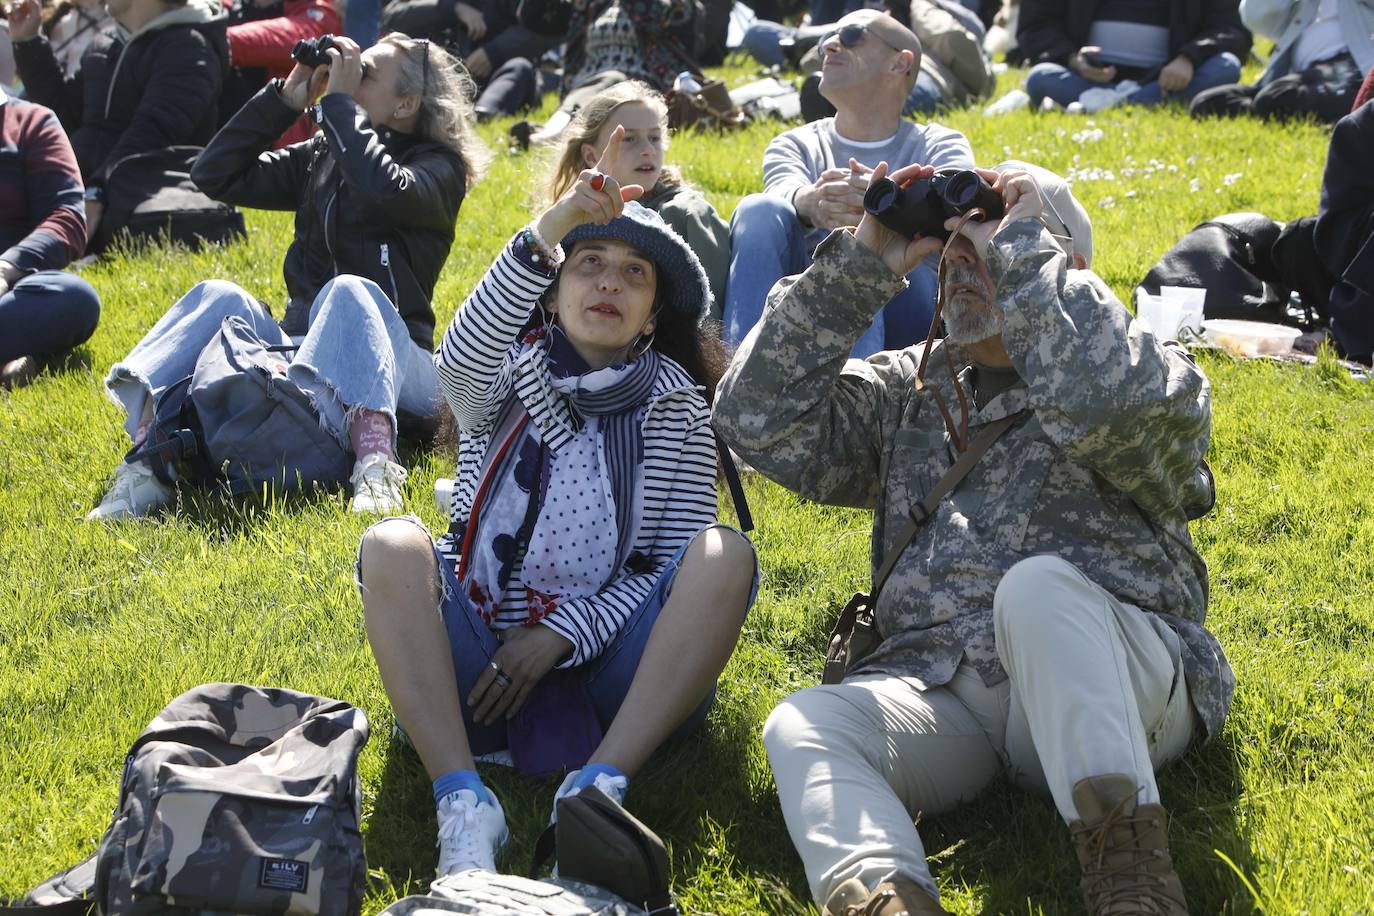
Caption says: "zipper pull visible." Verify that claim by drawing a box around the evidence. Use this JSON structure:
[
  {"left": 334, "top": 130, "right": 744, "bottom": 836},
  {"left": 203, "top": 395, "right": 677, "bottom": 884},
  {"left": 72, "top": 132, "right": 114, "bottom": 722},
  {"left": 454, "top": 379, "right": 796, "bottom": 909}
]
[
  {"left": 303, "top": 804, "right": 319, "bottom": 825},
  {"left": 380, "top": 243, "right": 390, "bottom": 267}
]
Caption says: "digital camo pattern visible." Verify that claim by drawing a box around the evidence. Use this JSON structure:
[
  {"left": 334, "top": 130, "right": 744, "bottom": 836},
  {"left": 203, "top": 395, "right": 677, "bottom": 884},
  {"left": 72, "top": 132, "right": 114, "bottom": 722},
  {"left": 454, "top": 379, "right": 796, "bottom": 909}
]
[
  {"left": 97, "top": 682, "right": 370, "bottom": 915},
  {"left": 714, "top": 224, "right": 1234, "bottom": 740}
]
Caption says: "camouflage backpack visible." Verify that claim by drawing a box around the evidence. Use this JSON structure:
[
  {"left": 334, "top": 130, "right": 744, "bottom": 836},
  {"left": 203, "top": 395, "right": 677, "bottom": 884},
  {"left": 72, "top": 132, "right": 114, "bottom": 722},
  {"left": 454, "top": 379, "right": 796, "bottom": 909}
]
[{"left": 2, "top": 683, "right": 370, "bottom": 915}]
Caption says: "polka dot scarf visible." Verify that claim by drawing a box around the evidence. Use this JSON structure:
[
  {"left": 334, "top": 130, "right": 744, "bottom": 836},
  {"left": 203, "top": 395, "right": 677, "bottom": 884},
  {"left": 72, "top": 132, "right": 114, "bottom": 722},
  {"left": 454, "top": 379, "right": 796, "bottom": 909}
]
[{"left": 462, "top": 331, "right": 661, "bottom": 622}]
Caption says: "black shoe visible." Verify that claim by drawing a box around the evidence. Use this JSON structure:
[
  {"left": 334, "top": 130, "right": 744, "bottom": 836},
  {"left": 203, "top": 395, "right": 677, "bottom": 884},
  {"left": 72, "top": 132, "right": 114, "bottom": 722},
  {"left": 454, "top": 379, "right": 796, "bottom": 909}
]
[{"left": 508, "top": 119, "right": 536, "bottom": 151}]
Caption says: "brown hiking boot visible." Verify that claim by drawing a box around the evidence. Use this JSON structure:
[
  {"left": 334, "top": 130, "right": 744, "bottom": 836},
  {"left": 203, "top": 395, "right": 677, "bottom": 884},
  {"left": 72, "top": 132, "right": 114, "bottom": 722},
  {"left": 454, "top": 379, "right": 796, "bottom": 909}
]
[
  {"left": 824, "top": 876, "right": 954, "bottom": 916},
  {"left": 1069, "top": 774, "right": 1190, "bottom": 915}
]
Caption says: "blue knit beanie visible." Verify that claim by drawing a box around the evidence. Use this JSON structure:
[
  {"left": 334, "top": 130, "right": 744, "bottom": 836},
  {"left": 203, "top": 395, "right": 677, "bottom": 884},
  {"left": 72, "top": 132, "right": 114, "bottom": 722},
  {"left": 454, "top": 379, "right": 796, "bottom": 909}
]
[{"left": 560, "top": 202, "right": 711, "bottom": 324}]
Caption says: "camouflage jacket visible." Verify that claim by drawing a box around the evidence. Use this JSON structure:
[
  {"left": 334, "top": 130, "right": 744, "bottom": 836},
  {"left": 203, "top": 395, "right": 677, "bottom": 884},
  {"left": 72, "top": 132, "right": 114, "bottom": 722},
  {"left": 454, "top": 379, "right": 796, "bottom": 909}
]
[{"left": 714, "top": 223, "right": 1235, "bottom": 740}]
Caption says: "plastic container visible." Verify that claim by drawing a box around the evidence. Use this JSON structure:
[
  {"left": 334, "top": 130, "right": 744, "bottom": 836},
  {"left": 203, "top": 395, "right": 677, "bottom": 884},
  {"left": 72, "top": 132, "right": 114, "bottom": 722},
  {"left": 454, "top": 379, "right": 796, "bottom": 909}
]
[{"left": 1201, "top": 319, "right": 1302, "bottom": 357}]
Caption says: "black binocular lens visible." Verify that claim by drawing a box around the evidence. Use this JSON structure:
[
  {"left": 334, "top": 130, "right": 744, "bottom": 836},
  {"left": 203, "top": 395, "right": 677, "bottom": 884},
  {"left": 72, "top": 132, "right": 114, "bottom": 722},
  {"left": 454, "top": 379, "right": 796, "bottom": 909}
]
[{"left": 862, "top": 169, "right": 1005, "bottom": 241}]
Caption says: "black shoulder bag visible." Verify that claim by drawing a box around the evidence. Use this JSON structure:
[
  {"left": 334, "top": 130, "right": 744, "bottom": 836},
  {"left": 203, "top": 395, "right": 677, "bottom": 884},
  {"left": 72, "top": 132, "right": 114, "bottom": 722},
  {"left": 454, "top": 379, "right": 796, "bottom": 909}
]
[{"left": 821, "top": 410, "right": 1027, "bottom": 685}]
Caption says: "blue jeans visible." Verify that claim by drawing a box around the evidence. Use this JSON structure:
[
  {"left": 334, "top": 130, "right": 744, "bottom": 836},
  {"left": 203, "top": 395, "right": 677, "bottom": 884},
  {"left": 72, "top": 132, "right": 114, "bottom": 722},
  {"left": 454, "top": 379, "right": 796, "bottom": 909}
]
[
  {"left": 0, "top": 270, "right": 101, "bottom": 363},
  {"left": 724, "top": 193, "right": 939, "bottom": 357},
  {"left": 741, "top": 20, "right": 791, "bottom": 68},
  {"left": 431, "top": 522, "right": 760, "bottom": 756},
  {"left": 344, "top": 0, "right": 381, "bottom": 48},
  {"left": 105, "top": 276, "right": 439, "bottom": 448},
  {"left": 1026, "top": 52, "right": 1242, "bottom": 108},
  {"left": 903, "top": 71, "right": 945, "bottom": 117}
]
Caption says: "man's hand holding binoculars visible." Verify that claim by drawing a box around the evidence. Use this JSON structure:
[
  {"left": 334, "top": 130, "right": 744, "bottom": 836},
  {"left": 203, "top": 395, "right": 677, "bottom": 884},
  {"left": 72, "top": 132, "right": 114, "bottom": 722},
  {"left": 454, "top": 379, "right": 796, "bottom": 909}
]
[
  {"left": 854, "top": 162, "right": 943, "bottom": 277},
  {"left": 854, "top": 163, "right": 1046, "bottom": 277}
]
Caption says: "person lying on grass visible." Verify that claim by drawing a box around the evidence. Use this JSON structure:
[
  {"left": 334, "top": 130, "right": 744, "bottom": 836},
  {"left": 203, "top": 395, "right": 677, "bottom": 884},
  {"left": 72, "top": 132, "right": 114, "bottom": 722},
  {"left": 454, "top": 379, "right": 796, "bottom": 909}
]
[
  {"left": 87, "top": 34, "right": 488, "bottom": 520},
  {"left": 539, "top": 80, "right": 731, "bottom": 320},
  {"left": 714, "top": 160, "right": 1232, "bottom": 916},
  {"left": 356, "top": 127, "right": 758, "bottom": 879}
]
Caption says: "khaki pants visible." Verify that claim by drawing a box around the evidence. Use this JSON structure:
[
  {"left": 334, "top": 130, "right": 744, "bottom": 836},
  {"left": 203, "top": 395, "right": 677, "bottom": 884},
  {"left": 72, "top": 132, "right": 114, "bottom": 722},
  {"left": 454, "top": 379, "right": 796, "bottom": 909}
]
[{"left": 764, "top": 555, "right": 1198, "bottom": 906}]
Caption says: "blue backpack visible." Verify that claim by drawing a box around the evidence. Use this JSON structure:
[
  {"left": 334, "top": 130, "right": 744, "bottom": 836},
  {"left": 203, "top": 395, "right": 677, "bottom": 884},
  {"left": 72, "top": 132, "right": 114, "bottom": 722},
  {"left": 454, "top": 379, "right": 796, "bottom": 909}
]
[{"left": 129, "top": 314, "right": 353, "bottom": 498}]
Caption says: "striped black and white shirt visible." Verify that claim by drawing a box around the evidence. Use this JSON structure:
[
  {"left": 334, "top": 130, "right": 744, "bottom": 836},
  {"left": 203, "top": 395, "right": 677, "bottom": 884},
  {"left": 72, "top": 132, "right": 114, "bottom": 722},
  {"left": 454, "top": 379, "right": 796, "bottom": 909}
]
[{"left": 434, "top": 233, "right": 719, "bottom": 668}]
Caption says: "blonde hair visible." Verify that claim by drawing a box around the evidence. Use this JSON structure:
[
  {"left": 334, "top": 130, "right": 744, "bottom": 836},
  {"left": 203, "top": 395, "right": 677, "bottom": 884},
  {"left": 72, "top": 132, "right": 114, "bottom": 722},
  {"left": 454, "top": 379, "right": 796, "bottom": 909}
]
[
  {"left": 540, "top": 81, "right": 684, "bottom": 208},
  {"left": 380, "top": 34, "right": 491, "bottom": 189}
]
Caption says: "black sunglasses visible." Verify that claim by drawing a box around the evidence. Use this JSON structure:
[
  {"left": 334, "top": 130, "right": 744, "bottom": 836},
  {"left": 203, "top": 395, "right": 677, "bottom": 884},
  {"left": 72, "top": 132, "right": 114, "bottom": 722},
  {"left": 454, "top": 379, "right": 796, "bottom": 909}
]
[{"left": 820, "top": 23, "right": 905, "bottom": 54}]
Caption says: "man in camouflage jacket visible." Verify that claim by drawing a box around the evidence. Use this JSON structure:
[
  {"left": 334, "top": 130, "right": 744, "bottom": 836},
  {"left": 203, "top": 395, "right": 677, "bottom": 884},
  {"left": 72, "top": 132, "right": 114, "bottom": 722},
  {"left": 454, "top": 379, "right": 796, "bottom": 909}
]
[{"left": 714, "top": 161, "right": 1234, "bottom": 916}]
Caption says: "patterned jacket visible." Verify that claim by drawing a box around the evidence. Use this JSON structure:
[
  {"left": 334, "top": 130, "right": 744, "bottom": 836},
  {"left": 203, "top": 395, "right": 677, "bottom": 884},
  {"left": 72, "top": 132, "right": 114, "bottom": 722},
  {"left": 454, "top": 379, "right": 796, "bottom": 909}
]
[
  {"left": 713, "top": 223, "right": 1234, "bottom": 740},
  {"left": 559, "top": 0, "right": 697, "bottom": 95},
  {"left": 435, "top": 233, "right": 718, "bottom": 667}
]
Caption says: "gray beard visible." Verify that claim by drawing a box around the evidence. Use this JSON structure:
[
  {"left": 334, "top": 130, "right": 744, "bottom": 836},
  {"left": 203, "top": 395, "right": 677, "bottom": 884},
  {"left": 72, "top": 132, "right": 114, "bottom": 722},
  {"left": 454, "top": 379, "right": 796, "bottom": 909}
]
[{"left": 941, "top": 266, "right": 1003, "bottom": 345}]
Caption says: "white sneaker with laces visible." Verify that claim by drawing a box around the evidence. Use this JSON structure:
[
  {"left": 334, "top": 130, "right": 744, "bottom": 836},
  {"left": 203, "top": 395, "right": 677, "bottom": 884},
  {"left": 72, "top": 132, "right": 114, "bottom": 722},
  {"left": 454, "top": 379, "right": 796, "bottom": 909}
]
[
  {"left": 87, "top": 461, "right": 174, "bottom": 521},
  {"left": 550, "top": 768, "right": 630, "bottom": 824},
  {"left": 435, "top": 788, "right": 508, "bottom": 877},
  {"left": 349, "top": 454, "right": 408, "bottom": 514}
]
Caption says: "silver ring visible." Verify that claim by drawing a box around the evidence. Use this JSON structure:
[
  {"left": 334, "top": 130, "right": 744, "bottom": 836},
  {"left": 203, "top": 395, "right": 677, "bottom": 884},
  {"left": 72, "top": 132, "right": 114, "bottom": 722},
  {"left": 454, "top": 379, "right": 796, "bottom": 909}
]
[
  {"left": 589, "top": 171, "right": 608, "bottom": 192},
  {"left": 487, "top": 659, "right": 501, "bottom": 674},
  {"left": 494, "top": 672, "right": 513, "bottom": 688}
]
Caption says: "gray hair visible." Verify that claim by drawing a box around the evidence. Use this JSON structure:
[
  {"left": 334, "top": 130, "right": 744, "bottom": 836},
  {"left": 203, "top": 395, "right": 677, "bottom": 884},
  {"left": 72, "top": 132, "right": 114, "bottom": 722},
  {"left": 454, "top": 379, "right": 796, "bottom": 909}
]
[{"left": 379, "top": 34, "right": 491, "bottom": 189}]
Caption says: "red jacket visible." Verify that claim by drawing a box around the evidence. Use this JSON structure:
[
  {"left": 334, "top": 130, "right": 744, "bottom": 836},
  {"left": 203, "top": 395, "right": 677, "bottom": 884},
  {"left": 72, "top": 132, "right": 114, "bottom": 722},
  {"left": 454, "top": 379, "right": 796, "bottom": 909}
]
[
  {"left": 1356, "top": 65, "right": 1374, "bottom": 112},
  {"left": 224, "top": 0, "right": 340, "bottom": 74},
  {"left": 223, "top": 0, "right": 340, "bottom": 145}
]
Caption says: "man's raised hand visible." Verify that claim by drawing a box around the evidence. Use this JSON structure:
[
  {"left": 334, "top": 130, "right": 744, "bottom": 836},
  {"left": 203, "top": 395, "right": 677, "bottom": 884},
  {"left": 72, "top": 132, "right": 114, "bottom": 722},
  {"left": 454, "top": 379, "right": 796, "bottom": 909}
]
[
  {"left": 943, "top": 167, "right": 1045, "bottom": 253},
  {"left": 854, "top": 161, "right": 943, "bottom": 277}
]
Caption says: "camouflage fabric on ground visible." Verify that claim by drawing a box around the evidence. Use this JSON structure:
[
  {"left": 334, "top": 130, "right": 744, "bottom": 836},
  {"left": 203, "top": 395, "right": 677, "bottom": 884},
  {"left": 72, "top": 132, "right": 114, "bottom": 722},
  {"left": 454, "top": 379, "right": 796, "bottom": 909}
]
[{"left": 95, "top": 682, "right": 370, "bottom": 915}]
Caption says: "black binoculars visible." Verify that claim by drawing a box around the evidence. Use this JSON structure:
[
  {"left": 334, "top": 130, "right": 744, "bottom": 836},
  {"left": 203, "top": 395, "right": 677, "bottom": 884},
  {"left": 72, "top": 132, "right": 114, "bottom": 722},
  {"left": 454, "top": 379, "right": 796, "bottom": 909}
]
[
  {"left": 291, "top": 34, "right": 338, "bottom": 67},
  {"left": 291, "top": 35, "right": 371, "bottom": 76},
  {"left": 863, "top": 169, "right": 1005, "bottom": 241}
]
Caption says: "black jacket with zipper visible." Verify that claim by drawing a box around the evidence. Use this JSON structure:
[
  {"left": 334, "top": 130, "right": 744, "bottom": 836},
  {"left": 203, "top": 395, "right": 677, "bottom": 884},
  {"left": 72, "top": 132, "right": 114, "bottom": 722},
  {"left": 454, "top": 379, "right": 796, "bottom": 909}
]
[
  {"left": 192, "top": 84, "right": 467, "bottom": 349},
  {"left": 13, "top": 3, "right": 230, "bottom": 187},
  {"left": 1017, "top": 0, "right": 1250, "bottom": 68}
]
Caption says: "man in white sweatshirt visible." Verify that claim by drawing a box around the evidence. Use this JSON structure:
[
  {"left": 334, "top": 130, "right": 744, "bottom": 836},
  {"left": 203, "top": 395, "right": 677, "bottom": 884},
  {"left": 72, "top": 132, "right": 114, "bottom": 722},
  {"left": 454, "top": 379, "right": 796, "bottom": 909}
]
[{"left": 723, "top": 8, "right": 973, "bottom": 358}]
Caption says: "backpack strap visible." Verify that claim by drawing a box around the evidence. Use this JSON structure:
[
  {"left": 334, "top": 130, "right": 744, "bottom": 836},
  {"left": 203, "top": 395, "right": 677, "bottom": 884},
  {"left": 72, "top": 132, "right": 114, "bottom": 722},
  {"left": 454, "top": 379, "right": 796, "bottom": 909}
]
[
  {"left": 715, "top": 429, "right": 753, "bottom": 534},
  {"left": 871, "top": 409, "right": 1028, "bottom": 599},
  {"left": 0, "top": 855, "right": 97, "bottom": 915}
]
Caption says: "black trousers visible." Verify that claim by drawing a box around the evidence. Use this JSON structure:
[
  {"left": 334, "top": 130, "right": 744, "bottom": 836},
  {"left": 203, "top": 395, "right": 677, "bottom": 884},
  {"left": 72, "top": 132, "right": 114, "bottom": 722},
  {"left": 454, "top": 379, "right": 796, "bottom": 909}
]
[
  {"left": 1190, "top": 51, "right": 1363, "bottom": 124},
  {"left": 475, "top": 57, "right": 538, "bottom": 115}
]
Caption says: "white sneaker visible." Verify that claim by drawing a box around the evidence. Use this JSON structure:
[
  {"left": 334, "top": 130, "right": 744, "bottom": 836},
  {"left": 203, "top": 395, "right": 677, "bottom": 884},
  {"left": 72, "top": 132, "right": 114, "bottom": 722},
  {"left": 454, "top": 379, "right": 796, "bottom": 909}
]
[
  {"left": 435, "top": 788, "right": 508, "bottom": 877},
  {"left": 87, "top": 461, "right": 174, "bottom": 521},
  {"left": 1079, "top": 79, "right": 1140, "bottom": 114},
  {"left": 983, "top": 88, "right": 1030, "bottom": 116},
  {"left": 550, "top": 768, "right": 630, "bottom": 824},
  {"left": 349, "top": 454, "right": 407, "bottom": 514}
]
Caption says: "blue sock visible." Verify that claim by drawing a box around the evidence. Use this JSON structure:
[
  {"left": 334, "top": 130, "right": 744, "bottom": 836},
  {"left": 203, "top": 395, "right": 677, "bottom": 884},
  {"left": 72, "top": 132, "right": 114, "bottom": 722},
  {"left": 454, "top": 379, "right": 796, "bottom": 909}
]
[
  {"left": 573, "top": 762, "right": 628, "bottom": 791},
  {"left": 433, "top": 769, "right": 490, "bottom": 806}
]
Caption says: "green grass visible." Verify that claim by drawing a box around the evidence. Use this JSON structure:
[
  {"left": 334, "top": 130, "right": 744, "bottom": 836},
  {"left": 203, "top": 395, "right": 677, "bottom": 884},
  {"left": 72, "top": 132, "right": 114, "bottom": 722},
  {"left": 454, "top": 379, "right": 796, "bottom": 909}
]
[{"left": 4, "top": 62, "right": 1374, "bottom": 914}]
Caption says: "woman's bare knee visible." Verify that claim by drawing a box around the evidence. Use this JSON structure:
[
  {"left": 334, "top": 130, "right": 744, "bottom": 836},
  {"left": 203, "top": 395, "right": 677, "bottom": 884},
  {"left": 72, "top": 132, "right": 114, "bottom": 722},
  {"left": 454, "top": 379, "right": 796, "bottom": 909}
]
[
  {"left": 359, "top": 518, "right": 436, "bottom": 594},
  {"left": 685, "top": 526, "right": 756, "bottom": 616}
]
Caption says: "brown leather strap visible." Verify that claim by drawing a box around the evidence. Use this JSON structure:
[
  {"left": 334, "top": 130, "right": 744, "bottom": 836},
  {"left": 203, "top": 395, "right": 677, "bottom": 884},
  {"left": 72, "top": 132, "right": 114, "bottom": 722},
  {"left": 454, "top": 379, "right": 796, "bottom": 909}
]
[{"left": 871, "top": 409, "right": 1029, "bottom": 599}]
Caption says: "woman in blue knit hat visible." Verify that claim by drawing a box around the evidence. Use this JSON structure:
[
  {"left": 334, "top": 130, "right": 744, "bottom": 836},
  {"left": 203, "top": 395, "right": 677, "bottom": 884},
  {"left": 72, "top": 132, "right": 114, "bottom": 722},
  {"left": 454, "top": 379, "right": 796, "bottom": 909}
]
[{"left": 356, "top": 126, "right": 758, "bottom": 878}]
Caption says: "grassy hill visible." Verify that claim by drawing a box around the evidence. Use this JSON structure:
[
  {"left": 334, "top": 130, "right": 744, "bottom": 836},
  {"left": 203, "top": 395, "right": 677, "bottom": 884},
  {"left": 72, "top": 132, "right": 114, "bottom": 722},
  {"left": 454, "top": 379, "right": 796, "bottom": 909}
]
[{"left": 2, "top": 64, "right": 1372, "bottom": 914}]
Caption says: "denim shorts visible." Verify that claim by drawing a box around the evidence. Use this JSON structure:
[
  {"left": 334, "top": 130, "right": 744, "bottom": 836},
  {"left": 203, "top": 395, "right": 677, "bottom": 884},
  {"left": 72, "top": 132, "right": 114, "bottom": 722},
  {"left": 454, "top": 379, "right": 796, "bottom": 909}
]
[{"left": 363, "top": 518, "right": 758, "bottom": 757}]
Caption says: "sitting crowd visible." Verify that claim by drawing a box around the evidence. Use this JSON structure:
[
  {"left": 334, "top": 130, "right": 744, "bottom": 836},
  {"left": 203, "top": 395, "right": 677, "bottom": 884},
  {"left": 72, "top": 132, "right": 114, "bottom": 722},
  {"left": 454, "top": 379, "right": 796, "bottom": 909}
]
[{"left": 5, "top": 0, "right": 1374, "bottom": 911}]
